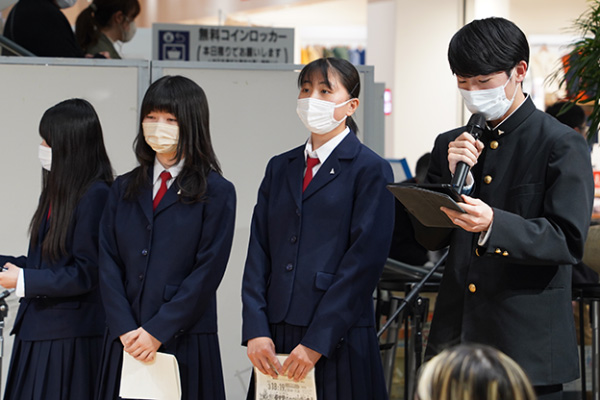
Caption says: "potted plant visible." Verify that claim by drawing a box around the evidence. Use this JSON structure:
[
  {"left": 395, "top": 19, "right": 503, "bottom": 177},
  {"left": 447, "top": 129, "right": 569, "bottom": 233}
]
[{"left": 552, "top": 0, "right": 600, "bottom": 142}]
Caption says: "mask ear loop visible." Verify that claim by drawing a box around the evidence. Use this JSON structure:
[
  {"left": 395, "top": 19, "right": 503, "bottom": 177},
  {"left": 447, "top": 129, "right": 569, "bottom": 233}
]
[
  {"left": 504, "top": 69, "right": 519, "bottom": 102},
  {"left": 348, "top": 82, "right": 360, "bottom": 99},
  {"left": 340, "top": 83, "right": 360, "bottom": 125}
]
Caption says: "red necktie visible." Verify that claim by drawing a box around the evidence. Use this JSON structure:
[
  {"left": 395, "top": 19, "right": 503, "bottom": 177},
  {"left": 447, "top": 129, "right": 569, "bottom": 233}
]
[
  {"left": 153, "top": 171, "right": 172, "bottom": 211},
  {"left": 303, "top": 157, "right": 320, "bottom": 192}
]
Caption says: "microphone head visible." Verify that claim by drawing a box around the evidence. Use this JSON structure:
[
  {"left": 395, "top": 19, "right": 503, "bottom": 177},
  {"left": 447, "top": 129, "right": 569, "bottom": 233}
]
[{"left": 466, "top": 113, "right": 486, "bottom": 139}]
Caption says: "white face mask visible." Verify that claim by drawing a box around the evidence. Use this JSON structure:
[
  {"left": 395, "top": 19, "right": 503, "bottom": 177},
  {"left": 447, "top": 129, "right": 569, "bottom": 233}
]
[
  {"left": 55, "top": 0, "right": 77, "bottom": 9},
  {"left": 458, "top": 71, "right": 518, "bottom": 121},
  {"left": 143, "top": 122, "right": 179, "bottom": 154},
  {"left": 121, "top": 20, "right": 136, "bottom": 43},
  {"left": 296, "top": 97, "right": 353, "bottom": 135},
  {"left": 38, "top": 144, "right": 52, "bottom": 171}
]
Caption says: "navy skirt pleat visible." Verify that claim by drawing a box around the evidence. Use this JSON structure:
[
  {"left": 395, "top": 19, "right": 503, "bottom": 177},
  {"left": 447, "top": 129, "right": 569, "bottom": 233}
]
[
  {"left": 96, "top": 331, "right": 225, "bottom": 400},
  {"left": 247, "top": 323, "right": 388, "bottom": 400},
  {"left": 3, "top": 335, "right": 102, "bottom": 400}
]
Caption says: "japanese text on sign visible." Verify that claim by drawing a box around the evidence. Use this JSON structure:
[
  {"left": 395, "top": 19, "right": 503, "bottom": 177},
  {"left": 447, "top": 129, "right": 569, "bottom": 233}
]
[{"left": 153, "top": 24, "right": 294, "bottom": 64}]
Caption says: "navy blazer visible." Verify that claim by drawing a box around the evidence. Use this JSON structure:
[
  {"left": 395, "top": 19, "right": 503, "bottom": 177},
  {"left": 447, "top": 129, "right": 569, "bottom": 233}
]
[
  {"left": 0, "top": 181, "right": 109, "bottom": 341},
  {"left": 99, "top": 169, "right": 236, "bottom": 345},
  {"left": 242, "top": 133, "right": 394, "bottom": 358}
]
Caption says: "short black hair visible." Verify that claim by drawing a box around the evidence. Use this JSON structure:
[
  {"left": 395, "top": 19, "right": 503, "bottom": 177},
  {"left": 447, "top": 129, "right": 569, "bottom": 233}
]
[
  {"left": 546, "top": 101, "right": 586, "bottom": 129},
  {"left": 448, "top": 17, "right": 529, "bottom": 77}
]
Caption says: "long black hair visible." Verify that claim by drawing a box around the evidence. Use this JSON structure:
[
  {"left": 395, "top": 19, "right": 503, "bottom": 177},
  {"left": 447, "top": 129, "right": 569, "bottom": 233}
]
[
  {"left": 125, "top": 75, "right": 222, "bottom": 203},
  {"left": 75, "top": 0, "right": 141, "bottom": 52},
  {"left": 30, "top": 99, "right": 114, "bottom": 261},
  {"left": 297, "top": 57, "right": 361, "bottom": 134}
]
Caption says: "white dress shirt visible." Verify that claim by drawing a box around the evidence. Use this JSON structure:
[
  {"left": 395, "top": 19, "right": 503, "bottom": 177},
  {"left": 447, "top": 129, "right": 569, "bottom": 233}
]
[
  {"left": 152, "top": 156, "right": 185, "bottom": 199},
  {"left": 304, "top": 127, "right": 350, "bottom": 176}
]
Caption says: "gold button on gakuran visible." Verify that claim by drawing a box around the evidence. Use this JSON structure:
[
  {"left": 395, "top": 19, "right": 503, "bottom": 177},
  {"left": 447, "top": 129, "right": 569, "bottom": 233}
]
[{"left": 468, "top": 283, "right": 476, "bottom": 293}]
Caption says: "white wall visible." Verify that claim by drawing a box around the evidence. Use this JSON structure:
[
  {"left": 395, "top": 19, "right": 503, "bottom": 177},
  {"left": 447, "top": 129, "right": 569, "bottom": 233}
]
[
  {"left": 367, "top": 0, "right": 396, "bottom": 159},
  {"left": 392, "top": 0, "right": 464, "bottom": 172},
  {"left": 508, "top": 0, "right": 589, "bottom": 35}
]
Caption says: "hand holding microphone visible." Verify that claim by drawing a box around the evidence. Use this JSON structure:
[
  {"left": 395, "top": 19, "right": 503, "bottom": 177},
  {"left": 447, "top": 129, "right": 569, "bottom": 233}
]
[
  {"left": 442, "top": 114, "right": 494, "bottom": 233},
  {"left": 450, "top": 114, "right": 486, "bottom": 193}
]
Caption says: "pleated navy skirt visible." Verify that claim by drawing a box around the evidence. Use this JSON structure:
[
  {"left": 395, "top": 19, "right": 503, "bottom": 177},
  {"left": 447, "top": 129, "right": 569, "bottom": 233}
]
[
  {"left": 96, "top": 331, "right": 225, "bottom": 400},
  {"left": 3, "top": 335, "right": 102, "bottom": 400},
  {"left": 246, "top": 323, "right": 388, "bottom": 400}
]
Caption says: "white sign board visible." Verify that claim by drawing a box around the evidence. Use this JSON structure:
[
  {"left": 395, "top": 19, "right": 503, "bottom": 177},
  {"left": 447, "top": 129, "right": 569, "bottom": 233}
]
[{"left": 152, "top": 23, "right": 294, "bottom": 63}]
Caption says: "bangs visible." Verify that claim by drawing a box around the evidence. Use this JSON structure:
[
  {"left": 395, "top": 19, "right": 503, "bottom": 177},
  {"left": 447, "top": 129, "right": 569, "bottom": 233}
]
[
  {"left": 298, "top": 58, "right": 334, "bottom": 89},
  {"left": 140, "top": 82, "right": 178, "bottom": 119},
  {"left": 448, "top": 17, "right": 528, "bottom": 77}
]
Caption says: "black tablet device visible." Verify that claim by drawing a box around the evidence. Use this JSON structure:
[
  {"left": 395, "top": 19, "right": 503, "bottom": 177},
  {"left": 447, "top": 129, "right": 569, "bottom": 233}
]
[{"left": 387, "top": 183, "right": 465, "bottom": 228}]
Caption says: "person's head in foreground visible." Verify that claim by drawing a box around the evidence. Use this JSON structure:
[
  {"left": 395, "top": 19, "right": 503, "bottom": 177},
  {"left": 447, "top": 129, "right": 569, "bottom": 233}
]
[{"left": 415, "top": 344, "right": 537, "bottom": 400}]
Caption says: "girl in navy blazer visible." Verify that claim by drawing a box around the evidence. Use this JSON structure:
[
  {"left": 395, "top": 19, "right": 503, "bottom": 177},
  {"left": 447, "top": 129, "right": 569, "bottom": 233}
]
[
  {"left": 242, "top": 58, "right": 394, "bottom": 399},
  {"left": 0, "top": 99, "right": 113, "bottom": 400},
  {"left": 96, "top": 75, "right": 236, "bottom": 400}
]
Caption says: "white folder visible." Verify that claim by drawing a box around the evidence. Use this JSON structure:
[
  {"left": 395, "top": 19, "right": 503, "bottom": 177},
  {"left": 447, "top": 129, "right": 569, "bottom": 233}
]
[{"left": 119, "top": 351, "right": 182, "bottom": 400}]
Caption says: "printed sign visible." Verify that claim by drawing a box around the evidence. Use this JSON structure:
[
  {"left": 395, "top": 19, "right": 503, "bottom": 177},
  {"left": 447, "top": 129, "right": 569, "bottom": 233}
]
[
  {"left": 254, "top": 355, "right": 317, "bottom": 400},
  {"left": 153, "top": 24, "right": 294, "bottom": 63}
]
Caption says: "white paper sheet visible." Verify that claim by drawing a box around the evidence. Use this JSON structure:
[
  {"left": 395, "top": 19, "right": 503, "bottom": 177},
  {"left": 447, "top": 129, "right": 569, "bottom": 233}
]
[
  {"left": 254, "top": 354, "right": 317, "bottom": 400},
  {"left": 119, "top": 351, "right": 181, "bottom": 400}
]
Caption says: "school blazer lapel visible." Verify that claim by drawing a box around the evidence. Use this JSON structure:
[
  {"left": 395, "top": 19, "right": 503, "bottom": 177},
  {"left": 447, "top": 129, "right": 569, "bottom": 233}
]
[
  {"left": 137, "top": 169, "right": 180, "bottom": 218},
  {"left": 136, "top": 169, "right": 155, "bottom": 223},
  {"left": 137, "top": 184, "right": 154, "bottom": 223},
  {"left": 286, "top": 148, "right": 305, "bottom": 210},
  {"left": 302, "top": 133, "right": 360, "bottom": 200},
  {"left": 154, "top": 184, "right": 179, "bottom": 215}
]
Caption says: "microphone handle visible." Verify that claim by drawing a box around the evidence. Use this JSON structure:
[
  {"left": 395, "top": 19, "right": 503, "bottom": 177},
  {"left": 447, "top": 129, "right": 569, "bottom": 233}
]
[
  {"left": 450, "top": 114, "right": 484, "bottom": 193},
  {"left": 451, "top": 162, "right": 470, "bottom": 192}
]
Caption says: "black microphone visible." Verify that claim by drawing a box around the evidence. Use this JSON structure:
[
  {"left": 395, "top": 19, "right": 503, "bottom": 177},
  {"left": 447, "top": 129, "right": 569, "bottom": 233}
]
[
  {"left": 0, "top": 288, "right": 14, "bottom": 300},
  {"left": 450, "top": 113, "right": 486, "bottom": 193}
]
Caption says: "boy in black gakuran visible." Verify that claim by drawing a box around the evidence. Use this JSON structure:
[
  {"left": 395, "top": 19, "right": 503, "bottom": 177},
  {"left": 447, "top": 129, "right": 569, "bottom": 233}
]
[{"left": 415, "top": 17, "right": 594, "bottom": 400}]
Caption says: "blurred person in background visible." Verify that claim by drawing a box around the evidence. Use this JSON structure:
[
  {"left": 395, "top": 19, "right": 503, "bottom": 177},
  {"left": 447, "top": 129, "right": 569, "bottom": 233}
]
[
  {"left": 75, "top": 0, "right": 140, "bottom": 59},
  {"left": 2, "top": 0, "right": 84, "bottom": 57}
]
